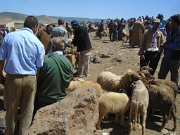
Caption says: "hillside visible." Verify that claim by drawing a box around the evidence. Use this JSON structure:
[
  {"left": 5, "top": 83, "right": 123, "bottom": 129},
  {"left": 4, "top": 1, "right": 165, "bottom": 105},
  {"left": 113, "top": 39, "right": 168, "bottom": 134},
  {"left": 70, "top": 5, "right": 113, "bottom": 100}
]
[{"left": 0, "top": 12, "right": 103, "bottom": 24}]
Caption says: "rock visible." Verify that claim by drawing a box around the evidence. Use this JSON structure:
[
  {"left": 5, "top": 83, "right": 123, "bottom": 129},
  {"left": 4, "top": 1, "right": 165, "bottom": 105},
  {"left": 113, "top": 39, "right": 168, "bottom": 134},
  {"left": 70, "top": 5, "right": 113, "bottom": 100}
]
[
  {"left": 99, "top": 52, "right": 111, "bottom": 58},
  {"left": 27, "top": 87, "right": 100, "bottom": 135},
  {"left": 111, "top": 56, "right": 123, "bottom": 63},
  {"left": 91, "top": 55, "right": 102, "bottom": 64}
]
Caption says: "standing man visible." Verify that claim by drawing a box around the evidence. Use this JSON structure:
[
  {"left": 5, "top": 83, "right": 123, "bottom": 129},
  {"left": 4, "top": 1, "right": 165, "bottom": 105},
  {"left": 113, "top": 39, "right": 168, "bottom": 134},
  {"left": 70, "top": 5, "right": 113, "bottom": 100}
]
[
  {"left": 158, "top": 14, "right": 180, "bottom": 87},
  {"left": 46, "top": 19, "right": 68, "bottom": 54},
  {"left": 97, "top": 20, "right": 104, "bottom": 39},
  {"left": 34, "top": 37, "right": 73, "bottom": 112},
  {"left": 71, "top": 20, "right": 92, "bottom": 77},
  {"left": 131, "top": 19, "right": 144, "bottom": 47},
  {"left": 138, "top": 19, "right": 165, "bottom": 75},
  {"left": 0, "top": 16, "right": 45, "bottom": 135}
]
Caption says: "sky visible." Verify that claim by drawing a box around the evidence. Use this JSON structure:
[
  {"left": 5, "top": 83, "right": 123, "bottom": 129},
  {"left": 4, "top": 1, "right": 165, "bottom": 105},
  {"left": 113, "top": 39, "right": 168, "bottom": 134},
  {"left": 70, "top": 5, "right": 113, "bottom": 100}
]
[{"left": 0, "top": 0, "right": 179, "bottom": 20}]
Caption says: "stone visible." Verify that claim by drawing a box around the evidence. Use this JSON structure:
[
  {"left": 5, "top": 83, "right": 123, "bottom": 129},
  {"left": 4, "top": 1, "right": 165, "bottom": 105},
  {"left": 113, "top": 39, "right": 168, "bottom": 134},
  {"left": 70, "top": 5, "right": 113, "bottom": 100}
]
[{"left": 27, "top": 87, "right": 100, "bottom": 135}]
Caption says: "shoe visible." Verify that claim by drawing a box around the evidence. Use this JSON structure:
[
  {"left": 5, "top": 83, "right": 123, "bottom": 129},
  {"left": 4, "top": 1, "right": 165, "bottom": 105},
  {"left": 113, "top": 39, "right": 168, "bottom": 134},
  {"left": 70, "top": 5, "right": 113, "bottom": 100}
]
[{"left": 73, "top": 72, "right": 80, "bottom": 76}]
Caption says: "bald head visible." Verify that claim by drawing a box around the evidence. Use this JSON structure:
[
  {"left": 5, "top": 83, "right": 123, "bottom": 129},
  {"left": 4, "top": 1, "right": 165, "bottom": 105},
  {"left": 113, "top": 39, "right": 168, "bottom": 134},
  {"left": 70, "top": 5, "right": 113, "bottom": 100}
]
[{"left": 51, "top": 36, "right": 65, "bottom": 51}]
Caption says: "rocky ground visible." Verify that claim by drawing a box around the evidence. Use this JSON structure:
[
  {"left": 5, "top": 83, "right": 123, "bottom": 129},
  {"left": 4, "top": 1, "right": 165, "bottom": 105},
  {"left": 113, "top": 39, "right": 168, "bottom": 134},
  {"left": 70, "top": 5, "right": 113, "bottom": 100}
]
[
  {"left": 0, "top": 32, "right": 179, "bottom": 135},
  {"left": 76, "top": 32, "right": 180, "bottom": 135}
]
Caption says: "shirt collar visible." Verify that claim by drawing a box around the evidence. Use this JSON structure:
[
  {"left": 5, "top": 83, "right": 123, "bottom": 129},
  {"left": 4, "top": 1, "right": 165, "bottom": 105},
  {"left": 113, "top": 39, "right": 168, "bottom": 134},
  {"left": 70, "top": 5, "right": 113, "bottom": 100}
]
[
  {"left": 48, "top": 51, "right": 63, "bottom": 57},
  {"left": 21, "top": 27, "right": 33, "bottom": 33}
]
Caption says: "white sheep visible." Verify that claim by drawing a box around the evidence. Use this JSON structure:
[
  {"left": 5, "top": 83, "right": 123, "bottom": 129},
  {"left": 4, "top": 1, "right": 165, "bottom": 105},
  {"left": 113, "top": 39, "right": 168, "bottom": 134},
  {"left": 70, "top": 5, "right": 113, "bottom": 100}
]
[
  {"left": 128, "top": 80, "right": 149, "bottom": 135},
  {"left": 96, "top": 92, "right": 130, "bottom": 129},
  {"left": 97, "top": 71, "right": 122, "bottom": 92}
]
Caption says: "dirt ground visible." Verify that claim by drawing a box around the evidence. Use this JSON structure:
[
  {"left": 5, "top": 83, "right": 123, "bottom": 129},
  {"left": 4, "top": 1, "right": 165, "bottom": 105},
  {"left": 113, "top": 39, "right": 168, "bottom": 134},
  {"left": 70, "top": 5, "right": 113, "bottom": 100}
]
[
  {"left": 0, "top": 32, "right": 179, "bottom": 135},
  {"left": 78, "top": 32, "right": 180, "bottom": 135}
]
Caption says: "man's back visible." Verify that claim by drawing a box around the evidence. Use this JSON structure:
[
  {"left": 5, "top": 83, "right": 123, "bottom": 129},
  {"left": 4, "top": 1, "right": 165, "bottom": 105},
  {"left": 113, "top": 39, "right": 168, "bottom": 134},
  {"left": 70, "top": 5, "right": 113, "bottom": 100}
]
[
  {"left": 37, "top": 54, "right": 73, "bottom": 104},
  {"left": 0, "top": 28, "right": 45, "bottom": 75},
  {"left": 72, "top": 25, "right": 92, "bottom": 52}
]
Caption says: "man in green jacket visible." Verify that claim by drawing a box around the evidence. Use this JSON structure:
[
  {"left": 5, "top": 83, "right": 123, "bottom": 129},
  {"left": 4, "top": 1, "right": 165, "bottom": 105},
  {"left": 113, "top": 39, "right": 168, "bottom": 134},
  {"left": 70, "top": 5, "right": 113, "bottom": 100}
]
[{"left": 34, "top": 36, "right": 74, "bottom": 112}]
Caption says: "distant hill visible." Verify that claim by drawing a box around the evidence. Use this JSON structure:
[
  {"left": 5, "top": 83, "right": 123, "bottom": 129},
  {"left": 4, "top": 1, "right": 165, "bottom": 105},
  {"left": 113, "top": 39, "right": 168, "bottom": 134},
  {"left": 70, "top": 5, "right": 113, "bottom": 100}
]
[{"left": 0, "top": 12, "right": 103, "bottom": 24}]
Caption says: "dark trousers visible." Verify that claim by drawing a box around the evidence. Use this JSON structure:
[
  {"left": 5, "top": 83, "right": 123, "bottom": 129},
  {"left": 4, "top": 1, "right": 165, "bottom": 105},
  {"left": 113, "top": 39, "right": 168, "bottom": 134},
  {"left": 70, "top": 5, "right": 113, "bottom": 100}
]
[
  {"left": 140, "top": 51, "right": 160, "bottom": 75},
  {"left": 158, "top": 57, "right": 179, "bottom": 85}
]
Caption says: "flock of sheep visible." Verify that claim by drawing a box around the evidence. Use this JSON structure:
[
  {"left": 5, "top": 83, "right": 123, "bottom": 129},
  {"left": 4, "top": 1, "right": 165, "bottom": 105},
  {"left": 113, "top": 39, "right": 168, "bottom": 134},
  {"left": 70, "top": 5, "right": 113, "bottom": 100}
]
[{"left": 68, "top": 66, "right": 177, "bottom": 135}]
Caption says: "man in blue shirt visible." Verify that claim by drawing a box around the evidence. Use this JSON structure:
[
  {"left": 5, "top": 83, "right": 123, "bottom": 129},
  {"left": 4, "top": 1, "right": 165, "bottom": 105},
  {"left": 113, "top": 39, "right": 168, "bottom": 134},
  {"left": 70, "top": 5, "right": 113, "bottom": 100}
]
[
  {"left": 158, "top": 14, "right": 180, "bottom": 88},
  {"left": 0, "top": 16, "right": 45, "bottom": 135}
]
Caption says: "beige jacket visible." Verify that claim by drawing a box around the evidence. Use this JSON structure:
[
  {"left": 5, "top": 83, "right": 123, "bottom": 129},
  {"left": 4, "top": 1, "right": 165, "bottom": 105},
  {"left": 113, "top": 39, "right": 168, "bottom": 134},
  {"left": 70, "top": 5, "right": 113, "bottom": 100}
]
[{"left": 138, "top": 28, "right": 165, "bottom": 55}]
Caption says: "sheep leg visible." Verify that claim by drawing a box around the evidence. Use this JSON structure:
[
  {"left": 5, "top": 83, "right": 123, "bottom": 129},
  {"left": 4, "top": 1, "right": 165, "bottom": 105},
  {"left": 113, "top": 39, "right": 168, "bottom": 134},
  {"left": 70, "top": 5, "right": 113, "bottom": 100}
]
[
  {"left": 141, "top": 113, "right": 146, "bottom": 135},
  {"left": 96, "top": 111, "right": 106, "bottom": 129},
  {"left": 137, "top": 114, "right": 140, "bottom": 124},
  {"left": 115, "top": 113, "right": 120, "bottom": 123},
  {"left": 171, "top": 108, "right": 176, "bottom": 131},
  {"left": 128, "top": 104, "right": 133, "bottom": 135},
  {"left": 160, "top": 113, "right": 166, "bottom": 131},
  {"left": 120, "top": 111, "right": 125, "bottom": 126},
  {"left": 128, "top": 123, "right": 133, "bottom": 135},
  {"left": 133, "top": 103, "right": 138, "bottom": 131}
]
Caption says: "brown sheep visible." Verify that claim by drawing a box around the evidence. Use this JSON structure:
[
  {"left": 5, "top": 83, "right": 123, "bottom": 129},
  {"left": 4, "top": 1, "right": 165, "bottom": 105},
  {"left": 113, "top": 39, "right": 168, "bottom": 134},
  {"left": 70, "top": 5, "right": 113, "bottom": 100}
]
[
  {"left": 118, "top": 70, "right": 141, "bottom": 91},
  {"left": 148, "top": 84, "right": 176, "bottom": 131},
  {"left": 67, "top": 80, "right": 103, "bottom": 97}
]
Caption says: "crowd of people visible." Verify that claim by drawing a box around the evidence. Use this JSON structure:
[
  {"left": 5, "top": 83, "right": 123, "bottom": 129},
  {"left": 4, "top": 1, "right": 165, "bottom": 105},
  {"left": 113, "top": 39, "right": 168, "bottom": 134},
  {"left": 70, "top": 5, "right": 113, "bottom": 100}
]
[{"left": 0, "top": 13, "right": 179, "bottom": 134}]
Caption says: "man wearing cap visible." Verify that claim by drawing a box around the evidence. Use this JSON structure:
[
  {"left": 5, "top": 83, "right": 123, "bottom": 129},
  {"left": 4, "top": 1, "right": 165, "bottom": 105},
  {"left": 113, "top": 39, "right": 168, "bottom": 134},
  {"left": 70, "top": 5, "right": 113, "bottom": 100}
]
[
  {"left": 71, "top": 20, "right": 92, "bottom": 77},
  {"left": 158, "top": 14, "right": 180, "bottom": 89},
  {"left": 138, "top": 19, "right": 165, "bottom": 74},
  {"left": 46, "top": 19, "right": 68, "bottom": 54},
  {"left": 34, "top": 36, "right": 73, "bottom": 112}
]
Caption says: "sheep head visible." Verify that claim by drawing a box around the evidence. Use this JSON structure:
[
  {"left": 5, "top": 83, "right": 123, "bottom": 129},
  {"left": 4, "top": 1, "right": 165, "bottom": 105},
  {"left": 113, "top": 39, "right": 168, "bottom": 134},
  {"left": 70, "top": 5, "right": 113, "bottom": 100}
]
[
  {"left": 127, "top": 70, "right": 141, "bottom": 82},
  {"left": 138, "top": 66, "right": 155, "bottom": 86},
  {"left": 119, "top": 70, "right": 141, "bottom": 89},
  {"left": 140, "top": 66, "right": 153, "bottom": 72}
]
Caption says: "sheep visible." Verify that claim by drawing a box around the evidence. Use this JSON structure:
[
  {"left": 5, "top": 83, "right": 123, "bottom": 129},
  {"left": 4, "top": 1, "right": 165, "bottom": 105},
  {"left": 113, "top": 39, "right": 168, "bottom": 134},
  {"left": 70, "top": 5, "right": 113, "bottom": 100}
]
[
  {"left": 137, "top": 67, "right": 177, "bottom": 131},
  {"left": 128, "top": 80, "right": 149, "bottom": 135},
  {"left": 149, "top": 79, "right": 177, "bottom": 99},
  {"left": 97, "top": 71, "right": 122, "bottom": 92},
  {"left": 96, "top": 92, "right": 130, "bottom": 129},
  {"left": 137, "top": 66, "right": 155, "bottom": 82},
  {"left": 148, "top": 84, "right": 176, "bottom": 131},
  {"left": 118, "top": 70, "right": 148, "bottom": 135},
  {"left": 67, "top": 80, "right": 103, "bottom": 97},
  {"left": 137, "top": 66, "right": 177, "bottom": 99}
]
